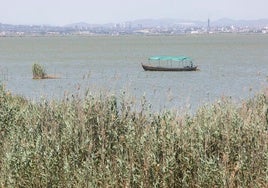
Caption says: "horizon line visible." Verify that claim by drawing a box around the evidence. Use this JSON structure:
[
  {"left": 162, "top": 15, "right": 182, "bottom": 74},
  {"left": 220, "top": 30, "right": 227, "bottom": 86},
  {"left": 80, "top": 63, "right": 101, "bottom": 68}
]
[{"left": 1, "top": 17, "right": 268, "bottom": 27}]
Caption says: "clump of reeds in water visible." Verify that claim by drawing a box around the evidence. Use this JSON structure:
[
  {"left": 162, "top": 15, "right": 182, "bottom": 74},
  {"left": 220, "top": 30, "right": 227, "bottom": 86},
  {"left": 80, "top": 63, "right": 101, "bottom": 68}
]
[
  {"left": 0, "top": 84, "right": 267, "bottom": 187},
  {"left": 32, "top": 63, "right": 47, "bottom": 79},
  {"left": 32, "top": 63, "right": 58, "bottom": 79}
]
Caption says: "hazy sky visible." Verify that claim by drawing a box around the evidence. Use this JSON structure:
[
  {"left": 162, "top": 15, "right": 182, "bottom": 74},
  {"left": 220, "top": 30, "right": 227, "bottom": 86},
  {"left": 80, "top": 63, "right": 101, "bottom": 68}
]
[{"left": 1, "top": 0, "right": 267, "bottom": 25}]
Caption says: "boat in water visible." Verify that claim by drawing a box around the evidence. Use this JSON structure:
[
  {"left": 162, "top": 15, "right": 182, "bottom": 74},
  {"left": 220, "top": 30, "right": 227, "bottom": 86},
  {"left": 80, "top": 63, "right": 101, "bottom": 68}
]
[{"left": 141, "top": 56, "right": 198, "bottom": 71}]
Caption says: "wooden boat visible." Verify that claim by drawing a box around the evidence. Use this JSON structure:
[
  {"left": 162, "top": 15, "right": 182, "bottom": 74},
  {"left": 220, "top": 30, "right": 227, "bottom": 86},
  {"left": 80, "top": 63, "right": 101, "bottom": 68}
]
[
  {"left": 141, "top": 63, "right": 198, "bottom": 71},
  {"left": 141, "top": 56, "right": 198, "bottom": 71}
]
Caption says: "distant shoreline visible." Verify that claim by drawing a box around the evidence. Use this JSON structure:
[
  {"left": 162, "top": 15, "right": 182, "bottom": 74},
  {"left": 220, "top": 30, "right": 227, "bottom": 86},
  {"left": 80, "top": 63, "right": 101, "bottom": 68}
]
[
  {"left": 0, "top": 32, "right": 268, "bottom": 38},
  {"left": 1, "top": 18, "right": 268, "bottom": 36}
]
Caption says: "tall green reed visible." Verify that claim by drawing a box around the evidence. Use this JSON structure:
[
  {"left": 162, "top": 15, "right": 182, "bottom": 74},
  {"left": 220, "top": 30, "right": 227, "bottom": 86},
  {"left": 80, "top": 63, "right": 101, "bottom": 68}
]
[
  {"left": 0, "top": 84, "right": 267, "bottom": 187},
  {"left": 32, "top": 63, "right": 47, "bottom": 79}
]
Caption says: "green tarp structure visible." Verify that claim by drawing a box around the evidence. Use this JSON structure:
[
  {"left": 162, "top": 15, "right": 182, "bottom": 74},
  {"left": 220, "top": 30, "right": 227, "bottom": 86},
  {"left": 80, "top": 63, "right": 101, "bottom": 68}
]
[{"left": 148, "top": 56, "right": 191, "bottom": 61}]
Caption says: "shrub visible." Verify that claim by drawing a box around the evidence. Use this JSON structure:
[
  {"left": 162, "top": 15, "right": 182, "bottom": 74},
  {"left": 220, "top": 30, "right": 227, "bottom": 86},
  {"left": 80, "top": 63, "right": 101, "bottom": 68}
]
[{"left": 32, "top": 63, "right": 47, "bottom": 79}]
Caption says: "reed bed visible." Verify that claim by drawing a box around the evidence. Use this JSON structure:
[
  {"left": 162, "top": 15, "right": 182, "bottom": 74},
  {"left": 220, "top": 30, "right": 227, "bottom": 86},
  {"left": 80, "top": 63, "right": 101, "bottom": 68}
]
[
  {"left": 32, "top": 63, "right": 47, "bottom": 79},
  {"left": 32, "top": 63, "right": 58, "bottom": 79},
  {"left": 0, "top": 84, "right": 267, "bottom": 187}
]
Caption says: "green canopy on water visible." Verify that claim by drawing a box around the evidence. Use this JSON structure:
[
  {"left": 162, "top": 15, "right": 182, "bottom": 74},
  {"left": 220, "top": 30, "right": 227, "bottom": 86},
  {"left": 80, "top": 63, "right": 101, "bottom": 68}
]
[{"left": 148, "top": 56, "right": 191, "bottom": 61}]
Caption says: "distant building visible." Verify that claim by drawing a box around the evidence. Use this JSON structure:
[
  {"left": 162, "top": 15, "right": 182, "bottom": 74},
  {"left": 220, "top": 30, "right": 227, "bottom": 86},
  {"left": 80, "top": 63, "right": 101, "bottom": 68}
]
[{"left": 207, "top": 18, "right": 210, "bottom": 33}]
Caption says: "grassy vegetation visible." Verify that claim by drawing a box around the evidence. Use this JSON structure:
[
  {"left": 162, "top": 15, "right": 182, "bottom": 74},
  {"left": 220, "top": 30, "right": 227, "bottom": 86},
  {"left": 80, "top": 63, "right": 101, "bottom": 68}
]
[
  {"left": 32, "top": 63, "right": 59, "bottom": 79},
  {"left": 0, "top": 84, "right": 267, "bottom": 187},
  {"left": 32, "top": 63, "right": 47, "bottom": 79}
]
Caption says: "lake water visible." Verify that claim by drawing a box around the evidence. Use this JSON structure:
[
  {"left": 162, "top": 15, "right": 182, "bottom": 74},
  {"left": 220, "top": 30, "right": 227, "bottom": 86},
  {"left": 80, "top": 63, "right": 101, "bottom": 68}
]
[{"left": 1, "top": 34, "right": 268, "bottom": 112}]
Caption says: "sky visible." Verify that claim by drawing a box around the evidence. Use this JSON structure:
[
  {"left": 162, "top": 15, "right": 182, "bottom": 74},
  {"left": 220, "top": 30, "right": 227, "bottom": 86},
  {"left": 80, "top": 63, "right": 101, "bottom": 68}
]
[{"left": 1, "top": 0, "right": 267, "bottom": 25}]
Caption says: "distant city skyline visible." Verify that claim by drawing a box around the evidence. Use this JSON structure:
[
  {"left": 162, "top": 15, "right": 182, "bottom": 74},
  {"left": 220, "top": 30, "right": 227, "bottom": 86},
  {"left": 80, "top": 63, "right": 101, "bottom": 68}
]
[{"left": 1, "top": 0, "right": 268, "bottom": 25}]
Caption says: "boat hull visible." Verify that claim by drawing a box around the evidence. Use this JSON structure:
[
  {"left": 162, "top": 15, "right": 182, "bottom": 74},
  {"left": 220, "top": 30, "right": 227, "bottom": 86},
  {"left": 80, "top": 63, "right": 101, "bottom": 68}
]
[{"left": 141, "top": 63, "right": 198, "bottom": 71}]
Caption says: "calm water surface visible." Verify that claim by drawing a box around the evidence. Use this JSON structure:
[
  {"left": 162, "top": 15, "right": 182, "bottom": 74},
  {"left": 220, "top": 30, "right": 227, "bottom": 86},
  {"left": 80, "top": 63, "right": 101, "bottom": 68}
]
[{"left": 1, "top": 34, "right": 268, "bottom": 112}]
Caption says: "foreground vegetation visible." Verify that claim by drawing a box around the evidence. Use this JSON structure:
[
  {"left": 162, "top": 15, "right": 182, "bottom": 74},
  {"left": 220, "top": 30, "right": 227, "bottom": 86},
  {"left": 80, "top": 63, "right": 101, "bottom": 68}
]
[{"left": 0, "top": 85, "right": 267, "bottom": 187}]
